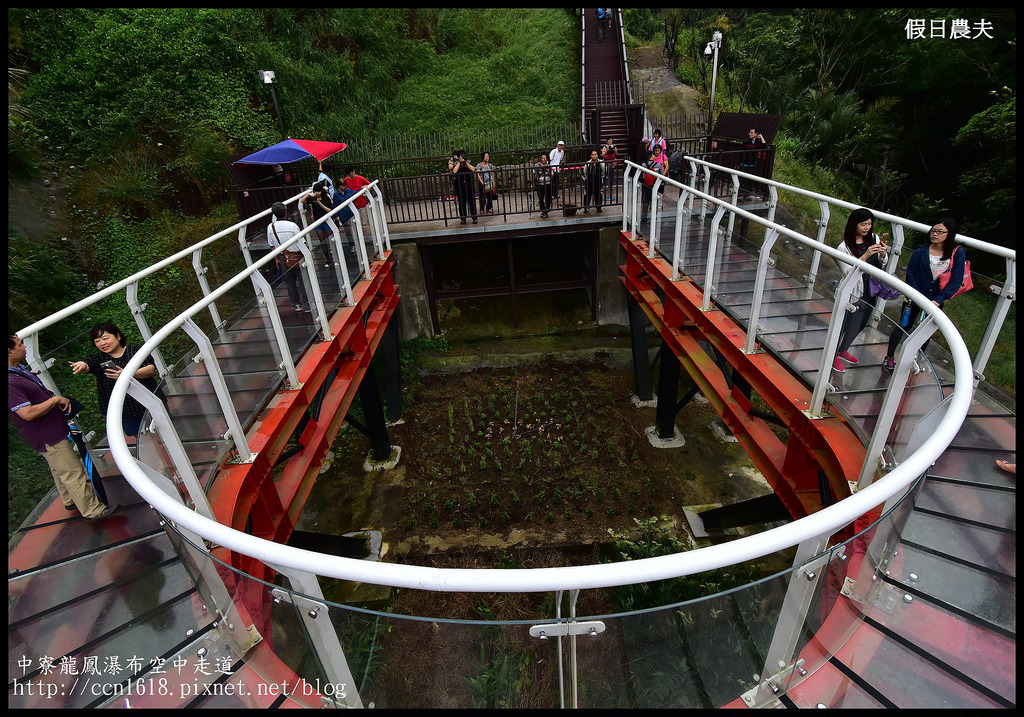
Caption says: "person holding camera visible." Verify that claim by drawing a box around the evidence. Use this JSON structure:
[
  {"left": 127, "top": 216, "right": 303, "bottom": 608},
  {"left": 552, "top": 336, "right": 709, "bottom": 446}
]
[
  {"left": 302, "top": 182, "right": 337, "bottom": 268},
  {"left": 532, "top": 153, "right": 554, "bottom": 218},
  {"left": 10, "top": 334, "right": 118, "bottom": 521},
  {"left": 449, "top": 149, "right": 478, "bottom": 225},
  {"left": 69, "top": 322, "right": 162, "bottom": 442},
  {"left": 549, "top": 140, "right": 566, "bottom": 202}
]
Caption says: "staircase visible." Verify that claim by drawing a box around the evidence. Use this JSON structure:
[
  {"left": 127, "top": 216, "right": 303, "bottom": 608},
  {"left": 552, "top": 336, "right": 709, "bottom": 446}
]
[{"left": 582, "top": 8, "right": 630, "bottom": 149}]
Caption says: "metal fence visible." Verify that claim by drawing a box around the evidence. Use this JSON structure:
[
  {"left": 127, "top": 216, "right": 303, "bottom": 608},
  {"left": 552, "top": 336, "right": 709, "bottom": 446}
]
[
  {"left": 380, "top": 162, "right": 624, "bottom": 226},
  {"left": 647, "top": 112, "right": 707, "bottom": 144}
]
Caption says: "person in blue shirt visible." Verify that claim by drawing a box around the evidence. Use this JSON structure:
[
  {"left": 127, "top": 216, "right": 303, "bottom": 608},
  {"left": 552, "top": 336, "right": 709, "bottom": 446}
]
[
  {"left": 882, "top": 217, "right": 966, "bottom": 372},
  {"left": 315, "top": 161, "right": 335, "bottom": 196}
]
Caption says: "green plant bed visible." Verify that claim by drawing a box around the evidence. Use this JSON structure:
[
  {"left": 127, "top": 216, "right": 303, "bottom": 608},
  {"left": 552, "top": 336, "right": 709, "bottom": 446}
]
[{"left": 350, "top": 357, "right": 769, "bottom": 552}]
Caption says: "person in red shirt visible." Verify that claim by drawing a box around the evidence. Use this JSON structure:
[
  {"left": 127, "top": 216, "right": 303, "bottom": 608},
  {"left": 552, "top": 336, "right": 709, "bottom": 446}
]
[{"left": 343, "top": 166, "right": 371, "bottom": 209}]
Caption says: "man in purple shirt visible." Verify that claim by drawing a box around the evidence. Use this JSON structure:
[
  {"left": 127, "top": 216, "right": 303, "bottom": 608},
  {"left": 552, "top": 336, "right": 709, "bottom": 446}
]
[{"left": 8, "top": 334, "right": 118, "bottom": 520}]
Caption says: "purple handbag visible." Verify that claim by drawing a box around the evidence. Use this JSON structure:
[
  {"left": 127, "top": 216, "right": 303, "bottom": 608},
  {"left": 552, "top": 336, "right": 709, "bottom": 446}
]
[{"left": 867, "top": 275, "right": 901, "bottom": 300}]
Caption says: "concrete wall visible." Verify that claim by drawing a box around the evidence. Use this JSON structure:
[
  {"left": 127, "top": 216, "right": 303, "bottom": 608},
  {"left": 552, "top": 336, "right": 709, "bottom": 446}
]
[
  {"left": 391, "top": 224, "right": 630, "bottom": 341},
  {"left": 595, "top": 224, "right": 628, "bottom": 328},
  {"left": 391, "top": 243, "right": 436, "bottom": 340}
]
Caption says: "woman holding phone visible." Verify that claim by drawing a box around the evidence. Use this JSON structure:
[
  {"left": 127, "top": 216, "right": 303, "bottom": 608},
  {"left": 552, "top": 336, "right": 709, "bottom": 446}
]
[{"left": 69, "top": 322, "right": 162, "bottom": 441}]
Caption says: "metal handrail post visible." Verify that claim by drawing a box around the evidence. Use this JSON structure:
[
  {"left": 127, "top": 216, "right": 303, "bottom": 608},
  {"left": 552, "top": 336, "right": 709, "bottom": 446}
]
[
  {"left": 744, "top": 228, "right": 779, "bottom": 354},
  {"left": 126, "top": 281, "right": 169, "bottom": 378},
  {"left": 294, "top": 242, "right": 332, "bottom": 340},
  {"left": 649, "top": 176, "right": 664, "bottom": 256},
  {"left": 856, "top": 316, "right": 939, "bottom": 488},
  {"left": 267, "top": 563, "right": 364, "bottom": 709},
  {"left": 765, "top": 185, "right": 779, "bottom": 225},
  {"left": 671, "top": 192, "right": 689, "bottom": 281},
  {"left": 869, "top": 224, "right": 907, "bottom": 327},
  {"left": 700, "top": 167, "right": 712, "bottom": 221},
  {"left": 618, "top": 162, "right": 634, "bottom": 231},
  {"left": 129, "top": 377, "right": 215, "bottom": 520},
  {"left": 973, "top": 255, "right": 1016, "bottom": 383},
  {"left": 808, "top": 268, "right": 862, "bottom": 418},
  {"left": 144, "top": 463, "right": 260, "bottom": 658},
  {"left": 21, "top": 332, "right": 61, "bottom": 397},
  {"left": 727, "top": 174, "right": 740, "bottom": 237},
  {"left": 323, "top": 216, "right": 353, "bottom": 296},
  {"left": 629, "top": 169, "right": 641, "bottom": 239},
  {"left": 747, "top": 532, "right": 832, "bottom": 707},
  {"left": 700, "top": 204, "right": 728, "bottom": 312},
  {"left": 180, "top": 317, "right": 255, "bottom": 464},
  {"left": 192, "top": 248, "right": 224, "bottom": 333},
  {"left": 248, "top": 271, "right": 301, "bottom": 390},
  {"left": 685, "top": 159, "right": 700, "bottom": 214},
  {"left": 351, "top": 211, "right": 372, "bottom": 280},
  {"left": 806, "top": 199, "right": 830, "bottom": 293},
  {"left": 238, "top": 225, "right": 254, "bottom": 268},
  {"left": 370, "top": 183, "right": 392, "bottom": 252}
]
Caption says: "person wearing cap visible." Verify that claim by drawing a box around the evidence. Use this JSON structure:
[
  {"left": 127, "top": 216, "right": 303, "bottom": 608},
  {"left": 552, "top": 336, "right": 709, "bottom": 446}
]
[
  {"left": 9, "top": 334, "right": 118, "bottom": 521},
  {"left": 550, "top": 140, "right": 566, "bottom": 202}
]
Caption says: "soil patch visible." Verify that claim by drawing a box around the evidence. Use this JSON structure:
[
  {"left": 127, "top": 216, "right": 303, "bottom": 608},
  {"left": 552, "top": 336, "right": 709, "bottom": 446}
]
[{"left": 630, "top": 45, "right": 706, "bottom": 119}]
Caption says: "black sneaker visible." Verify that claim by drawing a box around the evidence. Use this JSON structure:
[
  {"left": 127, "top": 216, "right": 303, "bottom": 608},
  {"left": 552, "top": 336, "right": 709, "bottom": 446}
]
[
  {"left": 87, "top": 502, "right": 120, "bottom": 521},
  {"left": 882, "top": 356, "right": 895, "bottom": 372}
]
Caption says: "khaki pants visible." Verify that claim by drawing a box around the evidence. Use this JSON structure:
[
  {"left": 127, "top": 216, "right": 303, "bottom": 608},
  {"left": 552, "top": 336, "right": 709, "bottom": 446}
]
[{"left": 42, "top": 439, "right": 106, "bottom": 519}]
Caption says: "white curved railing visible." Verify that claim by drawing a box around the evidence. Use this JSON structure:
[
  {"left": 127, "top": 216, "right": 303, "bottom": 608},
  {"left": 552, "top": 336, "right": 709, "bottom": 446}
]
[{"left": 101, "top": 165, "right": 980, "bottom": 595}]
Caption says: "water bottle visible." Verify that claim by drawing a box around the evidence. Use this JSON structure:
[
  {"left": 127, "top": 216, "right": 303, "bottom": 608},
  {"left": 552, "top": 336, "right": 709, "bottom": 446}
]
[{"left": 899, "top": 299, "right": 913, "bottom": 329}]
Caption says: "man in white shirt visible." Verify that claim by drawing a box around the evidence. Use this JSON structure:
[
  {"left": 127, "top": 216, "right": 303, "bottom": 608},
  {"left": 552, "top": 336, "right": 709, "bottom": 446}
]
[
  {"left": 267, "top": 202, "right": 311, "bottom": 312},
  {"left": 550, "top": 140, "right": 565, "bottom": 202}
]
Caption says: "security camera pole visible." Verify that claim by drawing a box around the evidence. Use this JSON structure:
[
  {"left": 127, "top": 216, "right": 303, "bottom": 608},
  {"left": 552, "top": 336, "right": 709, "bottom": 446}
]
[
  {"left": 705, "top": 31, "right": 722, "bottom": 141},
  {"left": 259, "top": 70, "right": 285, "bottom": 139}
]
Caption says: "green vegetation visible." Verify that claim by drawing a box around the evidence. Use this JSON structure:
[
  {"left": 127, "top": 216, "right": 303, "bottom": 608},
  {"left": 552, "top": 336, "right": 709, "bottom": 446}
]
[
  {"left": 624, "top": 8, "right": 1016, "bottom": 396},
  {"left": 633, "top": 8, "right": 1016, "bottom": 250}
]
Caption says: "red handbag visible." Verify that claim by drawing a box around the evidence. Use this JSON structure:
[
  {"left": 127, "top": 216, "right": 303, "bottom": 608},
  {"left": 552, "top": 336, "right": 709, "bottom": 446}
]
[{"left": 938, "top": 246, "right": 973, "bottom": 299}]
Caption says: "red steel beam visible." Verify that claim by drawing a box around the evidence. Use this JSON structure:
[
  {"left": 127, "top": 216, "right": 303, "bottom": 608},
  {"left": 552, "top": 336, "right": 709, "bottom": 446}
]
[
  {"left": 620, "top": 232, "right": 864, "bottom": 519},
  {"left": 207, "top": 255, "right": 399, "bottom": 582}
]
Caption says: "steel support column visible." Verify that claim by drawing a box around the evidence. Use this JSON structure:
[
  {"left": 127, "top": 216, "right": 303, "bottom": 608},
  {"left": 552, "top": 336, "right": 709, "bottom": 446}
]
[
  {"left": 627, "top": 289, "right": 654, "bottom": 402},
  {"left": 356, "top": 367, "right": 392, "bottom": 461},
  {"left": 383, "top": 316, "right": 402, "bottom": 422},
  {"left": 655, "top": 339, "right": 680, "bottom": 439}
]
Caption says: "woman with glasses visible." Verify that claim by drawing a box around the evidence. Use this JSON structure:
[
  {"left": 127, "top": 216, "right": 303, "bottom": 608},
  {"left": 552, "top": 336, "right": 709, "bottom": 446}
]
[{"left": 882, "top": 218, "right": 965, "bottom": 372}]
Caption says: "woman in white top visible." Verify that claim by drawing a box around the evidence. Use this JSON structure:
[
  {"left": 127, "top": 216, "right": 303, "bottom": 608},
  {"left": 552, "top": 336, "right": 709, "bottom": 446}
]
[
  {"left": 833, "top": 207, "right": 888, "bottom": 373},
  {"left": 476, "top": 152, "right": 496, "bottom": 214}
]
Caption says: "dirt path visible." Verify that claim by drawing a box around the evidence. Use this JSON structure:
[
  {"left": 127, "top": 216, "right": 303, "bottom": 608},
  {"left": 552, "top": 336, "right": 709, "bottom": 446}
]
[{"left": 629, "top": 45, "right": 705, "bottom": 118}]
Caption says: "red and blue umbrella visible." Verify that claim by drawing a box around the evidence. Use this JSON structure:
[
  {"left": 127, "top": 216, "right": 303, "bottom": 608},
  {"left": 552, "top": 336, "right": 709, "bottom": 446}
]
[{"left": 233, "top": 138, "right": 348, "bottom": 165}]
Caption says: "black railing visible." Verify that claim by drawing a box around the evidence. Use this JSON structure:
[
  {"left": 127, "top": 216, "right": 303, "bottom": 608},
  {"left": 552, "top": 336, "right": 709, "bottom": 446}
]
[
  {"left": 232, "top": 146, "right": 777, "bottom": 229},
  {"left": 379, "top": 162, "right": 624, "bottom": 226}
]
